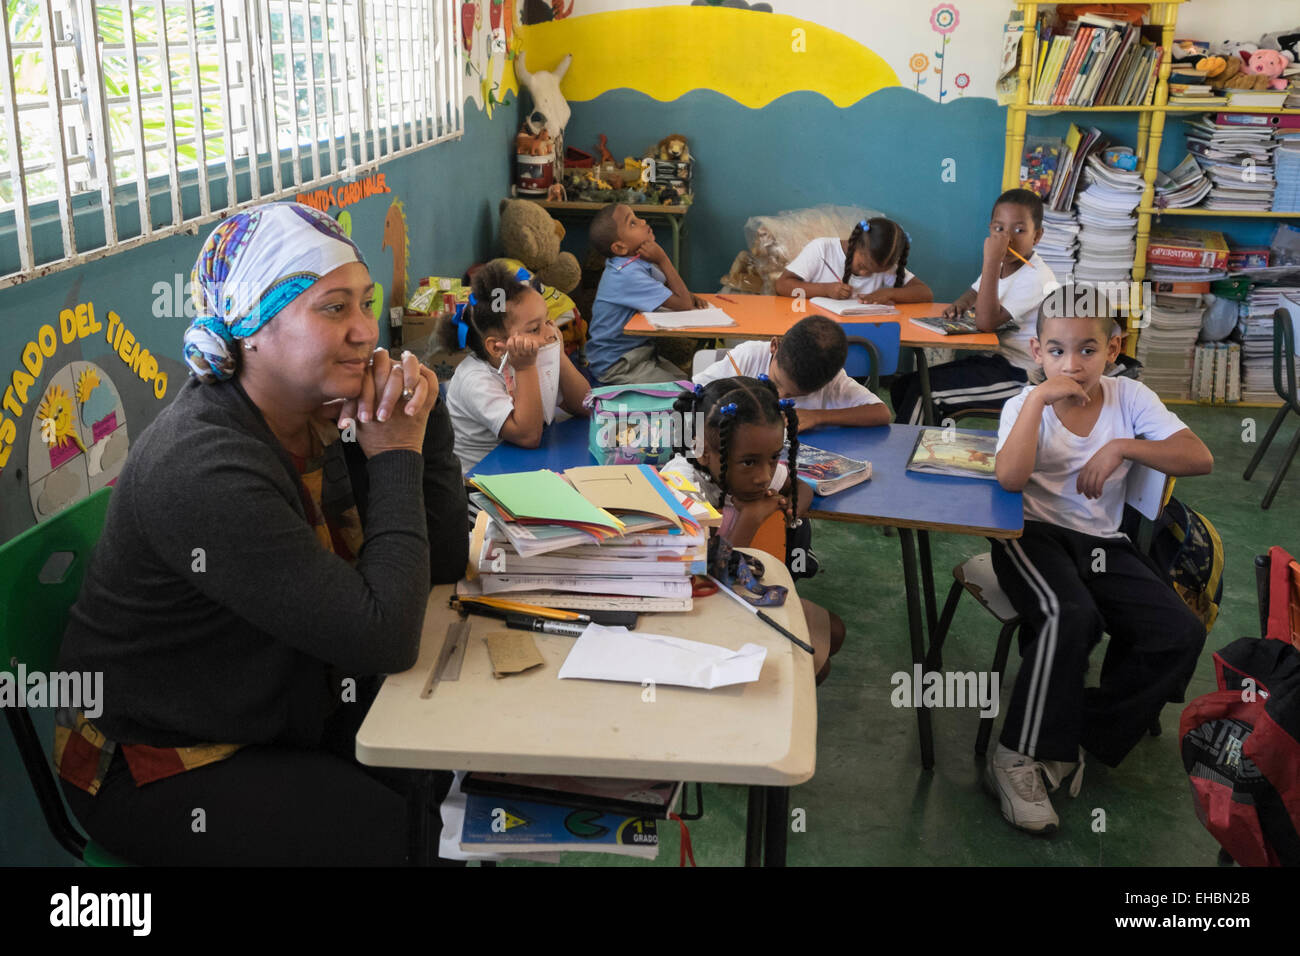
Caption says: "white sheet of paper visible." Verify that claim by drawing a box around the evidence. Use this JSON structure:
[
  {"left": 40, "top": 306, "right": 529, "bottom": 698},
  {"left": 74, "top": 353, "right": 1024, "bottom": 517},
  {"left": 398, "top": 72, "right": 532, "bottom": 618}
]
[
  {"left": 534, "top": 340, "right": 562, "bottom": 424},
  {"left": 557, "top": 623, "right": 766, "bottom": 689},
  {"left": 646, "top": 306, "right": 736, "bottom": 329}
]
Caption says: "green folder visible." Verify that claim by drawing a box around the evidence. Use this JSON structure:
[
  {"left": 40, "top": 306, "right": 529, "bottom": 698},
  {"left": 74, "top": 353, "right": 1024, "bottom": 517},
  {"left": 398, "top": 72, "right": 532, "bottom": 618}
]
[{"left": 470, "top": 471, "right": 624, "bottom": 531}]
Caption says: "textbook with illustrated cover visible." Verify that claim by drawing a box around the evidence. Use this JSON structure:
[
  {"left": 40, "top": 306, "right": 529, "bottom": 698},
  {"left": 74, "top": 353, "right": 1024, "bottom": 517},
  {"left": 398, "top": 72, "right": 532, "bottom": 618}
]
[
  {"left": 794, "top": 444, "right": 872, "bottom": 495},
  {"left": 906, "top": 428, "right": 999, "bottom": 480},
  {"left": 910, "top": 310, "right": 1018, "bottom": 336}
]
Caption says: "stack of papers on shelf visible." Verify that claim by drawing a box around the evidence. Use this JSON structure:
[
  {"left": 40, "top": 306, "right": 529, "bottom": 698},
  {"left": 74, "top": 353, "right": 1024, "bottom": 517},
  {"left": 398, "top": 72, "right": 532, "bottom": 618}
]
[
  {"left": 1184, "top": 116, "right": 1278, "bottom": 211},
  {"left": 1224, "top": 88, "right": 1291, "bottom": 109},
  {"left": 1243, "top": 287, "right": 1300, "bottom": 403},
  {"left": 1273, "top": 132, "right": 1300, "bottom": 213},
  {"left": 1134, "top": 293, "right": 1207, "bottom": 400},
  {"left": 1154, "top": 154, "right": 1213, "bottom": 210},
  {"left": 1039, "top": 208, "right": 1080, "bottom": 283},
  {"left": 466, "top": 466, "right": 708, "bottom": 603},
  {"left": 1073, "top": 154, "right": 1144, "bottom": 283}
]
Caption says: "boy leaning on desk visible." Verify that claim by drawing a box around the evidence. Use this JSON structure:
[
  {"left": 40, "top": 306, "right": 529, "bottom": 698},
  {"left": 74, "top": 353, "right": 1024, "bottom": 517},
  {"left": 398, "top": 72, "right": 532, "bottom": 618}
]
[{"left": 985, "top": 290, "right": 1213, "bottom": 835}]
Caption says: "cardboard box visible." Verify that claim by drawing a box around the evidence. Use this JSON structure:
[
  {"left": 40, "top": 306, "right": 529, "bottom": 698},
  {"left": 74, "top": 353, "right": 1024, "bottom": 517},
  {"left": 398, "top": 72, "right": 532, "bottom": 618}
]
[{"left": 1147, "top": 228, "right": 1229, "bottom": 270}]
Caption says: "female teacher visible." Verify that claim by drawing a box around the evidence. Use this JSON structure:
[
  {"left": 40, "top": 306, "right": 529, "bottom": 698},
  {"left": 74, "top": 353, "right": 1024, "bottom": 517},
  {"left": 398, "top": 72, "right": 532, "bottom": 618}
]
[{"left": 56, "top": 202, "right": 467, "bottom": 865}]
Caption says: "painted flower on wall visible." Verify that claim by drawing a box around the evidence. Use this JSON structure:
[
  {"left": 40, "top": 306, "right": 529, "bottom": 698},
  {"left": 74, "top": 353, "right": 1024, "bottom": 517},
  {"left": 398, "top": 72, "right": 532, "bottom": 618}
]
[
  {"left": 955, "top": 72, "right": 970, "bottom": 95},
  {"left": 909, "top": 52, "right": 930, "bottom": 91},
  {"left": 930, "top": 4, "right": 959, "bottom": 36},
  {"left": 929, "top": 3, "right": 960, "bottom": 101}
]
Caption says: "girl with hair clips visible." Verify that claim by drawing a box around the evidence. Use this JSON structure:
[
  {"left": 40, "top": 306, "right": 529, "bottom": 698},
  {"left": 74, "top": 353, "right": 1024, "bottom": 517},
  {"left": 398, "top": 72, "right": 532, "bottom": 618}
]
[
  {"left": 56, "top": 201, "right": 468, "bottom": 865},
  {"left": 660, "top": 376, "right": 847, "bottom": 684},
  {"left": 775, "top": 216, "right": 932, "bottom": 304},
  {"left": 441, "top": 260, "right": 591, "bottom": 473}
]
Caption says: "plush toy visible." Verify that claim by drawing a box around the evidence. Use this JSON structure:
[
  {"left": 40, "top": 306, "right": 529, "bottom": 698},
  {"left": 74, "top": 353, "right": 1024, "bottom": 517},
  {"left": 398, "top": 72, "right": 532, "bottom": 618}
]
[
  {"left": 1242, "top": 47, "right": 1294, "bottom": 90},
  {"left": 1208, "top": 53, "right": 1273, "bottom": 91},
  {"left": 654, "top": 134, "right": 692, "bottom": 163},
  {"left": 498, "top": 198, "right": 581, "bottom": 293},
  {"left": 515, "top": 53, "right": 572, "bottom": 143}
]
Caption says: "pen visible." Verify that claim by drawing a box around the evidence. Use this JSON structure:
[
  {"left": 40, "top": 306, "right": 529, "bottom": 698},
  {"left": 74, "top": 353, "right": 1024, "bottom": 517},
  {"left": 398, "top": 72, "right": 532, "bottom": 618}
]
[
  {"left": 708, "top": 576, "right": 814, "bottom": 654},
  {"left": 716, "top": 295, "right": 737, "bottom": 303},
  {"left": 505, "top": 614, "right": 587, "bottom": 638},
  {"left": 497, "top": 353, "right": 509, "bottom": 374}
]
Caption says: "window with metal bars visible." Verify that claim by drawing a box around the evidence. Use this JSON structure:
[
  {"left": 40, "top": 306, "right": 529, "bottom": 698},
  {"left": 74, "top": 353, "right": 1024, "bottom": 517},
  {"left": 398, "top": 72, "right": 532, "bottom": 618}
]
[{"left": 0, "top": 0, "right": 462, "bottom": 289}]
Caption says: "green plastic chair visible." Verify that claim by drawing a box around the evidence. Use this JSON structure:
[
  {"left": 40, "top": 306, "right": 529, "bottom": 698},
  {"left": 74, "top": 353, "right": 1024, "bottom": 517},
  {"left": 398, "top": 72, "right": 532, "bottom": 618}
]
[
  {"left": 0, "top": 487, "right": 129, "bottom": 865},
  {"left": 1243, "top": 303, "right": 1300, "bottom": 509}
]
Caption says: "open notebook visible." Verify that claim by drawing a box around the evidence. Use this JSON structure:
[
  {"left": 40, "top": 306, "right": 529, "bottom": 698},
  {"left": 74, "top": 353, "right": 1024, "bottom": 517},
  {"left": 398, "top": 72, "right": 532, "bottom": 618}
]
[{"left": 810, "top": 297, "right": 898, "bottom": 317}]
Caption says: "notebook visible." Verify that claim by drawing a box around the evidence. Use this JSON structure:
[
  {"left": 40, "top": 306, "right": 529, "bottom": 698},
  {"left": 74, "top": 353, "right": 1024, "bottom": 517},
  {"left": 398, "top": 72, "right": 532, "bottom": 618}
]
[
  {"left": 469, "top": 470, "right": 625, "bottom": 532},
  {"left": 810, "top": 297, "right": 899, "bottom": 316},
  {"left": 794, "top": 444, "right": 872, "bottom": 495},
  {"left": 645, "top": 306, "right": 735, "bottom": 329},
  {"left": 910, "top": 310, "right": 1015, "bottom": 336},
  {"left": 906, "top": 428, "right": 998, "bottom": 480}
]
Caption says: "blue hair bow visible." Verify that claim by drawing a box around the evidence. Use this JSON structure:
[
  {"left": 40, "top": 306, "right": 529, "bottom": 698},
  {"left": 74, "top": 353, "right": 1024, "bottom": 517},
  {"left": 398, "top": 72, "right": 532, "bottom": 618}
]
[
  {"left": 778, "top": 398, "right": 796, "bottom": 410},
  {"left": 467, "top": 292, "right": 478, "bottom": 307},
  {"left": 693, "top": 383, "right": 705, "bottom": 396},
  {"left": 859, "top": 220, "right": 870, "bottom": 232},
  {"left": 453, "top": 302, "right": 470, "bottom": 349},
  {"left": 719, "top": 403, "right": 738, "bottom": 417},
  {"left": 757, "top": 373, "right": 770, "bottom": 383}
]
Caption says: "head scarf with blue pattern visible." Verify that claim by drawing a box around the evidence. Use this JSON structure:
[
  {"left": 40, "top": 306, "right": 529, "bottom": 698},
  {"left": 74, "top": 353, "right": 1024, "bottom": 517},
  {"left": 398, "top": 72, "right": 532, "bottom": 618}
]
[{"left": 183, "top": 202, "right": 367, "bottom": 383}]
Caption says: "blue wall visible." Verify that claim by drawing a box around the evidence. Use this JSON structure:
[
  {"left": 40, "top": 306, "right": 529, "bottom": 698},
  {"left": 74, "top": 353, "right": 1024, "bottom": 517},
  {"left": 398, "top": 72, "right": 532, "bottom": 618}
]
[
  {"left": 563, "top": 87, "right": 1278, "bottom": 290},
  {"left": 0, "top": 103, "right": 518, "bottom": 543}
]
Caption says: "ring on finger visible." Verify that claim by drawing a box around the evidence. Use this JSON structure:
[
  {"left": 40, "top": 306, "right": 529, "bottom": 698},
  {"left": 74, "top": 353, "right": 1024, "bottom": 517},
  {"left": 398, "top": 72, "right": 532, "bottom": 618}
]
[{"left": 400, "top": 386, "right": 414, "bottom": 402}]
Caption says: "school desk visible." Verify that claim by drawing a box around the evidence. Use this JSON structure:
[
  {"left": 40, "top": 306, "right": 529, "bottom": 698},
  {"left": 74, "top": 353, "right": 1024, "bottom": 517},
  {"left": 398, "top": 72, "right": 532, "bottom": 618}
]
[
  {"left": 622, "top": 295, "right": 1001, "bottom": 425},
  {"left": 530, "top": 199, "right": 690, "bottom": 280},
  {"left": 802, "top": 423, "right": 1023, "bottom": 769},
  {"left": 355, "top": 561, "right": 817, "bottom": 867}
]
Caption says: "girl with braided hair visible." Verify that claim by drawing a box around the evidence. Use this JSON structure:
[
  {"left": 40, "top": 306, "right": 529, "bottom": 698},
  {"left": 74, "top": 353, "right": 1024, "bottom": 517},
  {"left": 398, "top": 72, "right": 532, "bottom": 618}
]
[
  {"left": 775, "top": 216, "right": 932, "bottom": 305},
  {"left": 662, "top": 376, "right": 846, "bottom": 683},
  {"left": 439, "top": 260, "right": 591, "bottom": 473}
]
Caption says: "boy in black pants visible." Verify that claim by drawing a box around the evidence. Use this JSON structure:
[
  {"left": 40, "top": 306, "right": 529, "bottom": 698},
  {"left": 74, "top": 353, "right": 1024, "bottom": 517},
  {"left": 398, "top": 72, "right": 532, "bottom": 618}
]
[{"left": 988, "top": 294, "right": 1213, "bottom": 833}]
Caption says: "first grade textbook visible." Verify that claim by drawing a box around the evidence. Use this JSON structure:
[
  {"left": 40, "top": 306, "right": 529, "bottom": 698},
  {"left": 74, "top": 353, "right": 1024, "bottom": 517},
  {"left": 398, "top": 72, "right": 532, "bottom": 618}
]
[{"left": 460, "top": 791, "right": 660, "bottom": 857}]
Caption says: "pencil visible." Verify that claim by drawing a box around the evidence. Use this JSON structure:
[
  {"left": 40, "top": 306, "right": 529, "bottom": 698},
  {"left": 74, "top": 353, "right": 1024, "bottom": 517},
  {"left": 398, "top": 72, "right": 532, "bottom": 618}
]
[
  {"left": 1007, "top": 246, "right": 1031, "bottom": 267},
  {"left": 708, "top": 576, "right": 814, "bottom": 654},
  {"left": 615, "top": 252, "right": 643, "bottom": 272},
  {"left": 452, "top": 596, "right": 589, "bottom": 622},
  {"left": 716, "top": 295, "right": 738, "bottom": 303}
]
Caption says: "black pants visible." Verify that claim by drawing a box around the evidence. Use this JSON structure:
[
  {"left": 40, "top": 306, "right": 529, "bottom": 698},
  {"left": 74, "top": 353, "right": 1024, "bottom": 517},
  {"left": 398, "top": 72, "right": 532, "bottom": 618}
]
[
  {"left": 990, "top": 521, "right": 1205, "bottom": 767},
  {"left": 890, "top": 354, "right": 1029, "bottom": 425},
  {"left": 62, "top": 692, "right": 455, "bottom": 866}
]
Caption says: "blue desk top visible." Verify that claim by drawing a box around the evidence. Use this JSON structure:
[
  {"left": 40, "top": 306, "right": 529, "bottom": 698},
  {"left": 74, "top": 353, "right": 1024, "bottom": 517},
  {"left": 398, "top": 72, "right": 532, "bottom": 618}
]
[
  {"left": 470, "top": 419, "right": 1022, "bottom": 539},
  {"left": 805, "top": 425, "right": 1022, "bottom": 538}
]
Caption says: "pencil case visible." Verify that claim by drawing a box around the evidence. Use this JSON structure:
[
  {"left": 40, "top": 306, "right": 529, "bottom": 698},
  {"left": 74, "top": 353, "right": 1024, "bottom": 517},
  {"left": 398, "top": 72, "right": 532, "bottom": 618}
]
[{"left": 584, "top": 381, "right": 693, "bottom": 466}]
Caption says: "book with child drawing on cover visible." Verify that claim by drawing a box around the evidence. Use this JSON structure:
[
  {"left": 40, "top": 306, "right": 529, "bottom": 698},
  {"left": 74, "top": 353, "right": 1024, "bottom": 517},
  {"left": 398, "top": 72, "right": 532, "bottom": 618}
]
[
  {"left": 906, "top": 428, "right": 999, "bottom": 480},
  {"left": 793, "top": 444, "right": 872, "bottom": 495},
  {"left": 910, "top": 309, "right": 1020, "bottom": 336}
]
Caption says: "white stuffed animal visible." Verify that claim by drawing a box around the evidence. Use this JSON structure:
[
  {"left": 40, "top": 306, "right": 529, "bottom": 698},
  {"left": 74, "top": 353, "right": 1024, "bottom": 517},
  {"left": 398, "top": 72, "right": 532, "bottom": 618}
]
[{"left": 515, "top": 53, "right": 572, "bottom": 143}]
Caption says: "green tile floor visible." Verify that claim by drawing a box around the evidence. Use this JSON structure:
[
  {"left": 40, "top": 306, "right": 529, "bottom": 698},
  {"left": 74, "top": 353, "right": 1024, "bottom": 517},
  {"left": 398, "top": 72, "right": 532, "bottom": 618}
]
[{"left": 2, "top": 404, "right": 1296, "bottom": 866}]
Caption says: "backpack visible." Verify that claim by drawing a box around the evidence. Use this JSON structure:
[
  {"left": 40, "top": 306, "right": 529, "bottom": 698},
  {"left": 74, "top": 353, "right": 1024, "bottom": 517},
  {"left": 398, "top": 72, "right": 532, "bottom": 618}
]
[
  {"left": 1179, "top": 546, "right": 1300, "bottom": 867},
  {"left": 1148, "top": 497, "right": 1225, "bottom": 632}
]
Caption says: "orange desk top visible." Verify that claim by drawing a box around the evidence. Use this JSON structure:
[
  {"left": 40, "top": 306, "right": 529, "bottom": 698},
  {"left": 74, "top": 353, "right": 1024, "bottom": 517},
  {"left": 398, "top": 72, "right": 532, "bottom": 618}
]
[{"left": 624, "top": 295, "right": 1000, "bottom": 351}]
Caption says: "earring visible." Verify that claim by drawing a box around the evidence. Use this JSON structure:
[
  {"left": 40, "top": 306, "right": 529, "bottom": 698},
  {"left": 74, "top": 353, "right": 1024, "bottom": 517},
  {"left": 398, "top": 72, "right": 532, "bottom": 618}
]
[{"left": 242, "top": 341, "right": 257, "bottom": 351}]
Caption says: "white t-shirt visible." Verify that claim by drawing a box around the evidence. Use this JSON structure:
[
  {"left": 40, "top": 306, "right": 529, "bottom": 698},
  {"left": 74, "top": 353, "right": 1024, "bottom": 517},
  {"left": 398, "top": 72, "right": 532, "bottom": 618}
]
[
  {"left": 445, "top": 354, "right": 516, "bottom": 473},
  {"left": 997, "top": 376, "right": 1188, "bottom": 537},
  {"left": 785, "top": 237, "right": 916, "bottom": 298},
  {"left": 693, "top": 340, "right": 883, "bottom": 411},
  {"left": 970, "top": 251, "right": 1057, "bottom": 373}
]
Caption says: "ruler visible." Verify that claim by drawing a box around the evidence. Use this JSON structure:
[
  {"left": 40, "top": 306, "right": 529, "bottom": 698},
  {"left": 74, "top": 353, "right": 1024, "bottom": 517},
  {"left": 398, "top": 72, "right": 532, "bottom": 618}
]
[
  {"left": 420, "top": 619, "right": 471, "bottom": 698},
  {"left": 462, "top": 591, "right": 693, "bottom": 613}
]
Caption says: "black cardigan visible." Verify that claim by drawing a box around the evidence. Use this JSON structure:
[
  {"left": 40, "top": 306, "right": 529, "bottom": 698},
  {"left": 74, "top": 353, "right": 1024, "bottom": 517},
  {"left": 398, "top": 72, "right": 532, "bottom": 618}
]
[{"left": 60, "top": 376, "right": 468, "bottom": 748}]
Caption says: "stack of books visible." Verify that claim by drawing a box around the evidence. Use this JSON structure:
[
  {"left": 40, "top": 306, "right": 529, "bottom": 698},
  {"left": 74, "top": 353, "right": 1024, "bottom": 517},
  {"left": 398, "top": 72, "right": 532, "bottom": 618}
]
[
  {"left": 1074, "top": 154, "right": 1144, "bottom": 283},
  {"left": 1184, "top": 116, "right": 1278, "bottom": 211},
  {"left": 1166, "top": 67, "right": 1227, "bottom": 108},
  {"left": 1039, "top": 208, "right": 1081, "bottom": 283},
  {"left": 1243, "top": 286, "right": 1300, "bottom": 403},
  {"left": 1154, "top": 154, "right": 1213, "bottom": 210},
  {"left": 1190, "top": 342, "right": 1242, "bottom": 404},
  {"left": 1045, "top": 124, "right": 1107, "bottom": 212},
  {"left": 1028, "top": 14, "right": 1160, "bottom": 108},
  {"left": 1146, "top": 228, "right": 1229, "bottom": 283},
  {"left": 1135, "top": 293, "right": 1207, "bottom": 400},
  {"left": 1273, "top": 128, "right": 1300, "bottom": 213},
  {"left": 463, "top": 466, "right": 711, "bottom": 608}
]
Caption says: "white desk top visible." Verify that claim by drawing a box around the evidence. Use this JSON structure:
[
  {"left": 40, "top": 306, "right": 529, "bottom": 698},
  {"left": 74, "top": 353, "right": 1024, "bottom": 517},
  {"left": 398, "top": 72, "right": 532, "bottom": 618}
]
[{"left": 356, "top": 552, "right": 817, "bottom": 786}]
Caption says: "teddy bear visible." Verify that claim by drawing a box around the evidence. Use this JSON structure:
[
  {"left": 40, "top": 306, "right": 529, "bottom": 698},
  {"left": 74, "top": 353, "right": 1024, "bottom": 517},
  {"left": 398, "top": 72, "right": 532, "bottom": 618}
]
[
  {"left": 654, "top": 134, "right": 692, "bottom": 163},
  {"left": 1207, "top": 52, "right": 1272, "bottom": 91},
  {"left": 498, "top": 198, "right": 581, "bottom": 293}
]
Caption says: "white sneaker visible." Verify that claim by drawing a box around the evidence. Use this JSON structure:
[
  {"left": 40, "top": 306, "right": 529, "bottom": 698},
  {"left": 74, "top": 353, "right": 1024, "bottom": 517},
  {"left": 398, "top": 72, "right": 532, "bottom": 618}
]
[
  {"left": 1041, "top": 748, "right": 1086, "bottom": 797},
  {"left": 986, "top": 743, "right": 1059, "bottom": 834}
]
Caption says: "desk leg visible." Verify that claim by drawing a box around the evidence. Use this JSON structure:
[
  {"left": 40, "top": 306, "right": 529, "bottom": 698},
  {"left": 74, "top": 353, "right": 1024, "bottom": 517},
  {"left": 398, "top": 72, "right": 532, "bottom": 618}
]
[
  {"left": 763, "top": 786, "right": 789, "bottom": 867},
  {"left": 667, "top": 216, "right": 684, "bottom": 283},
  {"left": 898, "top": 528, "right": 936, "bottom": 770},
  {"left": 409, "top": 770, "right": 437, "bottom": 867},
  {"left": 918, "top": 529, "right": 937, "bottom": 639},
  {"left": 744, "top": 786, "right": 765, "bottom": 867},
  {"left": 916, "top": 349, "right": 937, "bottom": 427}
]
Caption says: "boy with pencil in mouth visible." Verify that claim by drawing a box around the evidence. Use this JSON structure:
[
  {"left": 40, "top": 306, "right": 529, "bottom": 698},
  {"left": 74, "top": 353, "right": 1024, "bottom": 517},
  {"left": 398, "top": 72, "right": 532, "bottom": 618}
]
[{"left": 891, "top": 188, "right": 1058, "bottom": 425}]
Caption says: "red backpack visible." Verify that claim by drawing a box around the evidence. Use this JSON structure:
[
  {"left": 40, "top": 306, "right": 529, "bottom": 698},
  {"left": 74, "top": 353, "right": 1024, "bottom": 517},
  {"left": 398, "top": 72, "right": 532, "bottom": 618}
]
[{"left": 1179, "top": 546, "right": 1300, "bottom": 866}]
